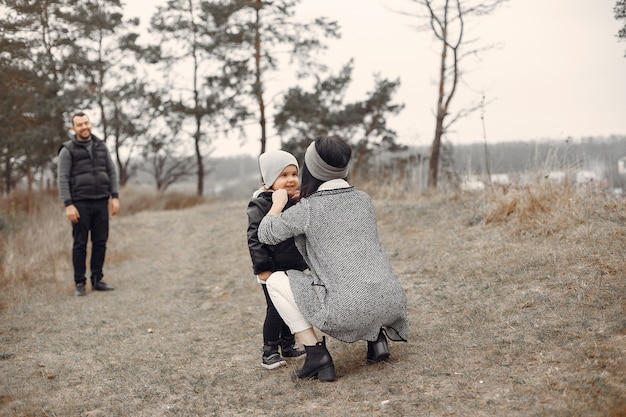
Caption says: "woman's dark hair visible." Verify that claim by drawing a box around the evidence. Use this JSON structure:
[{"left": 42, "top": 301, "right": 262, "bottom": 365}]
[
  {"left": 300, "top": 136, "right": 352, "bottom": 198},
  {"left": 299, "top": 165, "right": 323, "bottom": 198}
]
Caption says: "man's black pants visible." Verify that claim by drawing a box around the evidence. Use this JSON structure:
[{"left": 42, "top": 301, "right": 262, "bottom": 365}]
[{"left": 71, "top": 199, "right": 109, "bottom": 285}]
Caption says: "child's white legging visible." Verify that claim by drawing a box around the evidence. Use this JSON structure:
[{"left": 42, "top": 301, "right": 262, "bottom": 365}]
[{"left": 266, "top": 271, "right": 312, "bottom": 334}]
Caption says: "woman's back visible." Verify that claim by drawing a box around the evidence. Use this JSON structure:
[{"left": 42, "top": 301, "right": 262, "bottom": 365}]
[{"left": 290, "top": 187, "right": 408, "bottom": 342}]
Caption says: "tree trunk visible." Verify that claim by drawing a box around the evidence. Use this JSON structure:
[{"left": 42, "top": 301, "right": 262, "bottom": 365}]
[
  {"left": 26, "top": 163, "right": 33, "bottom": 192},
  {"left": 195, "top": 116, "right": 204, "bottom": 196},
  {"left": 190, "top": 0, "right": 204, "bottom": 197},
  {"left": 428, "top": 113, "right": 444, "bottom": 189},
  {"left": 112, "top": 105, "right": 127, "bottom": 187},
  {"left": 115, "top": 142, "right": 127, "bottom": 187},
  {"left": 253, "top": 1, "right": 267, "bottom": 154},
  {"left": 428, "top": 22, "right": 449, "bottom": 190},
  {"left": 3, "top": 158, "right": 11, "bottom": 195}
]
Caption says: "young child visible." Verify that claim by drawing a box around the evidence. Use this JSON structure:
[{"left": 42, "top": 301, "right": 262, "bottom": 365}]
[{"left": 246, "top": 150, "right": 307, "bottom": 369}]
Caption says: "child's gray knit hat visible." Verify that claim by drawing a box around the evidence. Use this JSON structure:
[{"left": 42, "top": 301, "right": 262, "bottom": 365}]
[{"left": 259, "top": 150, "right": 298, "bottom": 188}]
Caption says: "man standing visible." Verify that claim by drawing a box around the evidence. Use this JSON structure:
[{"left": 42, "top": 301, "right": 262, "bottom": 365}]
[{"left": 57, "top": 112, "right": 120, "bottom": 296}]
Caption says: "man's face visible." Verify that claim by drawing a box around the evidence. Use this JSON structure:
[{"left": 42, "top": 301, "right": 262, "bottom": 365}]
[{"left": 72, "top": 115, "right": 92, "bottom": 141}]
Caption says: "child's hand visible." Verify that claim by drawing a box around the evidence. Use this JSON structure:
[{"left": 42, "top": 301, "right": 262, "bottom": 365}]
[{"left": 272, "top": 189, "right": 289, "bottom": 208}]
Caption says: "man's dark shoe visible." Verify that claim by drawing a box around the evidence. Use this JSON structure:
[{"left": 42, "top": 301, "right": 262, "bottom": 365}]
[
  {"left": 74, "top": 283, "right": 86, "bottom": 296},
  {"left": 92, "top": 281, "right": 114, "bottom": 291}
]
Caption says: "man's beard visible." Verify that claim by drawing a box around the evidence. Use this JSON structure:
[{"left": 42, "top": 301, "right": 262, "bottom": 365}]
[{"left": 78, "top": 131, "right": 91, "bottom": 140}]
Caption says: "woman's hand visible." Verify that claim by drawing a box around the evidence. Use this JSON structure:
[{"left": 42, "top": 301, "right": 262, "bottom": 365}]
[{"left": 290, "top": 189, "right": 301, "bottom": 201}]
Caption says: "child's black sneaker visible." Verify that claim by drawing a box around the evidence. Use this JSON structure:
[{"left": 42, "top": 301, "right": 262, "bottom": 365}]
[
  {"left": 261, "top": 343, "right": 286, "bottom": 370},
  {"left": 280, "top": 343, "right": 306, "bottom": 358}
]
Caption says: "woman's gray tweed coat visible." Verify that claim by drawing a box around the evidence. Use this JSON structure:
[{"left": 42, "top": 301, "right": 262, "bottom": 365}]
[{"left": 258, "top": 184, "right": 408, "bottom": 343}]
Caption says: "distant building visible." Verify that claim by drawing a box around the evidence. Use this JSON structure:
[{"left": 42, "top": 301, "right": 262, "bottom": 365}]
[
  {"left": 461, "top": 175, "right": 485, "bottom": 191},
  {"left": 576, "top": 170, "right": 598, "bottom": 184},
  {"left": 490, "top": 174, "right": 510, "bottom": 185},
  {"left": 547, "top": 171, "right": 566, "bottom": 183},
  {"left": 618, "top": 157, "right": 626, "bottom": 175}
]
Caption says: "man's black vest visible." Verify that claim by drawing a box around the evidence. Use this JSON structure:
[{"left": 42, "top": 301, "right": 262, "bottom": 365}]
[{"left": 60, "top": 137, "right": 111, "bottom": 201}]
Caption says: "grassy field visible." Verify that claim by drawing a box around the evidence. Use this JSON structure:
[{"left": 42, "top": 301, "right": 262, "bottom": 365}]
[{"left": 1, "top": 183, "right": 625, "bottom": 416}]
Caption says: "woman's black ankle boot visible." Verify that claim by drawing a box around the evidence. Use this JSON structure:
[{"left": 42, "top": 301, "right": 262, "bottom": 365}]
[
  {"left": 294, "top": 336, "right": 336, "bottom": 382},
  {"left": 366, "top": 329, "right": 390, "bottom": 364}
]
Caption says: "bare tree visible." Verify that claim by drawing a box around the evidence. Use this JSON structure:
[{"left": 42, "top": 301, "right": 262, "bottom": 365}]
[
  {"left": 146, "top": 143, "right": 196, "bottom": 192},
  {"left": 393, "top": 0, "right": 508, "bottom": 188},
  {"left": 108, "top": 82, "right": 166, "bottom": 186},
  {"left": 142, "top": 112, "right": 196, "bottom": 192}
]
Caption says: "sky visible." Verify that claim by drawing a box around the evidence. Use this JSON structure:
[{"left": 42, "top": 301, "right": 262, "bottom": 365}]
[{"left": 124, "top": 0, "right": 626, "bottom": 157}]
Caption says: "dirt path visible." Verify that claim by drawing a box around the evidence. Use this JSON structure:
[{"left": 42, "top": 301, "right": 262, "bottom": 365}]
[
  {"left": 2, "top": 201, "right": 268, "bottom": 416},
  {"left": 1, "top": 197, "right": 624, "bottom": 416}
]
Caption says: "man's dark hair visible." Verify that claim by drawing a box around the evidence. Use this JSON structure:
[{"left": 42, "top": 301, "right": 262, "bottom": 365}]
[{"left": 71, "top": 112, "right": 89, "bottom": 126}]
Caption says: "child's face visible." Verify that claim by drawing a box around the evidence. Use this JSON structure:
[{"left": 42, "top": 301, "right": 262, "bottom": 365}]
[{"left": 271, "top": 165, "right": 299, "bottom": 197}]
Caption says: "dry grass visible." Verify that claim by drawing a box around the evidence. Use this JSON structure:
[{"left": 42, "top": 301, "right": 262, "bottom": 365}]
[
  {"left": 0, "top": 188, "right": 207, "bottom": 311},
  {"left": 119, "top": 189, "right": 209, "bottom": 215},
  {"left": 1, "top": 182, "right": 625, "bottom": 416}
]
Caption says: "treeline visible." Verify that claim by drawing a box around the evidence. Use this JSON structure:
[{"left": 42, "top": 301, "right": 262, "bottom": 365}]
[
  {"left": 198, "top": 136, "right": 626, "bottom": 198},
  {"left": 452, "top": 135, "right": 626, "bottom": 188},
  {"left": 0, "top": 0, "right": 404, "bottom": 196}
]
